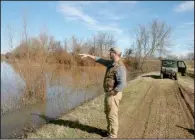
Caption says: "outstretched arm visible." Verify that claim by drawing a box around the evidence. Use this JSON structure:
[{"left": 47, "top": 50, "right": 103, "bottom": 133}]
[
  {"left": 79, "top": 54, "right": 96, "bottom": 61},
  {"left": 79, "top": 54, "right": 112, "bottom": 67}
]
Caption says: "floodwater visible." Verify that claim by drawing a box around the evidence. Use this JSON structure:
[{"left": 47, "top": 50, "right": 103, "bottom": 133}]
[
  {"left": 1, "top": 61, "right": 140, "bottom": 138},
  {"left": 1, "top": 62, "right": 104, "bottom": 138}
]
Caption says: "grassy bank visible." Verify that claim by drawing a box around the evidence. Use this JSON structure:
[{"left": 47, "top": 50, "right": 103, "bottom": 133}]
[
  {"left": 25, "top": 72, "right": 194, "bottom": 139},
  {"left": 26, "top": 78, "right": 140, "bottom": 138}
]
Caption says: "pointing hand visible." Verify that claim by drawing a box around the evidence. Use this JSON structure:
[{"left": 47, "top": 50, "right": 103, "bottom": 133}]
[{"left": 79, "top": 54, "right": 88, "bottom": 59}]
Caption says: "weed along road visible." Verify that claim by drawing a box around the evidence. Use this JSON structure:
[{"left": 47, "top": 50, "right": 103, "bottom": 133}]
[{"left": 27, "top": 72, "right": 194, "bottom": 138}]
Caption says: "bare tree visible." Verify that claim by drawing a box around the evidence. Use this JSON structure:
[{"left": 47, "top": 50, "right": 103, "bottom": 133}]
[
  {"left": 48, "top": 36, "right": 55, "bottom": 52},
  {"left": 86, "top": 32, "right": 116, "bottom": 57},
  {"left": 134, "top": 24, "right": 149, "bottom": 68},
  {"left": 6, "top": 25, "right": 15, "bottom": 60},
  {"left": 132, "top": 19, "right": 173, "bottom": 70},
  {"left": 22, "top": 10, "right": 30, "bottom": 60},
  {"left": 7, "top": 23, "right": 27, "bottom": 86},
  {"left": 22, "top": 12, "right": 28, "bottom": 43},
  {"left": 39, "top": 24, "right": 49, "bottom": 48},
  {"left": 64, "top": 39, "right": 68, "bottom": 52},
  {"left": 39, "top": 33, "right": 49, "bottom": 62},
  {"left": 71, "top": 36, "right": 85, "bottom": 55},
  {"left": 97, "top": 32, "right": 116, "bottom": 56},
  {"left": 123, "top": 48, "right": 133, "bottom": 60}
]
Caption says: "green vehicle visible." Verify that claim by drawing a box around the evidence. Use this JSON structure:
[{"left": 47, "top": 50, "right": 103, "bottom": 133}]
[{"left": 160, "top": 59, "right": 187, "bottom": 80}]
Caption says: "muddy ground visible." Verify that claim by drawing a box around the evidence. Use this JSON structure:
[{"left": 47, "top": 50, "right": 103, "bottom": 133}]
[{"left": 26, "top": 72, "right": 194, "bottom": 138}]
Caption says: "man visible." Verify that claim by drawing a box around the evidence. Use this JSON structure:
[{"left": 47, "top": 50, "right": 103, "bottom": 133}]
[{"left": 79, "top": 47, "right": 127, "bottom": 138}]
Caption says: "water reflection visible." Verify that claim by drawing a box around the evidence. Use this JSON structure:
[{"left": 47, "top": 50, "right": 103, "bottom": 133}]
[
  {"left": 1, "top": 62, "right": 26, "bottom": 113},
  {"left": 1, "top": 62, "right": 105, "bottom": 138}
]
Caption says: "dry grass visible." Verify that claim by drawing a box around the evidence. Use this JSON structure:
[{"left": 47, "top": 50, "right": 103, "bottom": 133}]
[
  {"left": 4, "top": 60, "right": 47, "bottom": 108},
  {"left": 142, "top": 60, "right": 161, "bottom": 72},
  {"left": 2, "top": 60, "right": 106, "bottom": 113},
  {"left": 185, "top": 60, "right": 194, "bottom": 71},
  {"left": 27, "top": 93, "right": 107, "bottom": 138},
  {"left": 183, "top": 60, "right": 194, "bottom": 78}
]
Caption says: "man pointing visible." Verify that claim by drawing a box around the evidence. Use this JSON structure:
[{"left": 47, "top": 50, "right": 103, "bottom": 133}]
[{"left": 79, "top": 47, "right": 127, "bottom": 138}]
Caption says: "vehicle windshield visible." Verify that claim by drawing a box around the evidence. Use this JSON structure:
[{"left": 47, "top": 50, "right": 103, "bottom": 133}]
[{"left": 162, "top": 60, "right": 177, "bottom": 67}]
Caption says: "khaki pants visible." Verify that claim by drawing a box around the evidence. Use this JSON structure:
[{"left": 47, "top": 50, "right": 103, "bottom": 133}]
[{"left": 104, "top": 92, "right": 122, "bottom": 138}]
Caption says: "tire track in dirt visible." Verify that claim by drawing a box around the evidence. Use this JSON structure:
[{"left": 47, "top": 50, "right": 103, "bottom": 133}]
[
  {"left": 118, "top": 78, "right": 153, "bottom": 124},
  {"left": 128, "top": 79, "right": 160, "bottom": 138},
  {"left": 162, "top": 80, "right": 192, "bottom": 138},
  {"left": 165, "top": 81, "right": 174, "bottom": 138},
  {"left": 178, "top": 84, "right": 194, "bottom": 118},
  {"left": 145, "top": 79, "right": 193, "bottom": 138},
  {"left": 141, "top": 97, "right": 154, "bottom": 138},
  {"left": 173, "top": 81, "right": 194, "bottom": 137},
  {"left": 173, "top": 82, "right": 191, "bottom": 138},
  {"left": 119, "top": 78, "right": 157, "bottom": 138},
  {"left": 118, "top": 74, "right": 194, "bottom": 138}
]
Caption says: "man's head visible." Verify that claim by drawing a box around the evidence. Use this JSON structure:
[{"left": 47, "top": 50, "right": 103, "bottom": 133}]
[{"left": 109, "top": 47, "right": 122, "bottom": 61}]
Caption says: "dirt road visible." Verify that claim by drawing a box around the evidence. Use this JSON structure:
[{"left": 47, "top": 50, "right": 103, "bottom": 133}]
[{"left": 27, "top": 72, "right": 194, "bottom": 138}]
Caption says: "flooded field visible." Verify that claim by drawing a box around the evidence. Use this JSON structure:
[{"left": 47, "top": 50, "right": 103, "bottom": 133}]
[
  {"left": 1, "top": 60, "right": 147, "bottom": 138},
  {"left": 1, "top": 61, "right": 105, "bottom": 138}
]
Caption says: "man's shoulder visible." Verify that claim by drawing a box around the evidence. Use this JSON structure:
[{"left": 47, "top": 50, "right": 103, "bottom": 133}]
[
  {"left": 116, "top": 64, "right": 126, "bottom": 72},
  {"left": 115, "top": 60, "right": 125, "bottom": 68}
]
